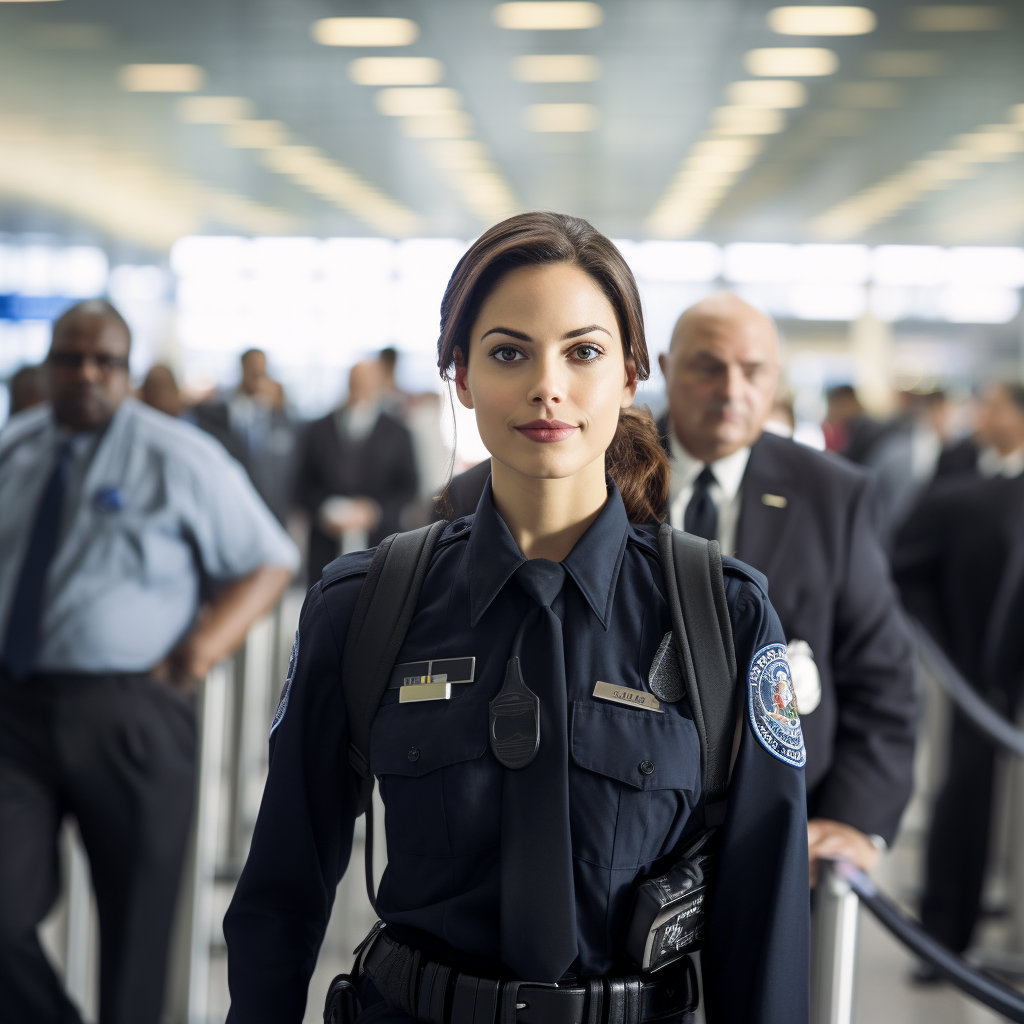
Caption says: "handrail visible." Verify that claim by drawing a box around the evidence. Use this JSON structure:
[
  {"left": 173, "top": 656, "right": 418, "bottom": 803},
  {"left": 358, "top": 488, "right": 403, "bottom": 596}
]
[
  {"left": 911, "top": 618, "right": 1024, "bottom": 760},
  {"left": 833, "top": 860, "right": 1024, "bottom": 1023}
]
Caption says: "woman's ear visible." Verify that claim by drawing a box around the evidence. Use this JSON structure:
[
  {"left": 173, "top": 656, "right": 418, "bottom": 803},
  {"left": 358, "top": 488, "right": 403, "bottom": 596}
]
[
  {"left": 621, "top": 355, "right": 639, "bottom": 408},
  {"left": 453, "top": 348, "right": 474, "bottom": 409}
]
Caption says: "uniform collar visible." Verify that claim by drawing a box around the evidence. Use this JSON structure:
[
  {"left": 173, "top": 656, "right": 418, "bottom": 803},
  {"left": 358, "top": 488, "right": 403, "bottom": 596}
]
[
  {"left": 467, "top": 475, "right": 629, "bottom": 629},
  {"left": 667, "top": 425, "right": 751, "bottom": 502}
]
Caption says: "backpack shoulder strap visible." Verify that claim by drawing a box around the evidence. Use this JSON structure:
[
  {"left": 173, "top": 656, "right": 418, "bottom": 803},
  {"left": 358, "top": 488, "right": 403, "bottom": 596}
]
[
  {"left": 657, "top": 523, "right": 739, "bottom": 827},
  {"left": 340, "top": 520, "right": 447, "bottom": 782}
]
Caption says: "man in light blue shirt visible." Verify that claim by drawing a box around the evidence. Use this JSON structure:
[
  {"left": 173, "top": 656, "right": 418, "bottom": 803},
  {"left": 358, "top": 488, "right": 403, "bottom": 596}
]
[{"left": 0, "top": 300, "right": 299, "bottom": 1024}]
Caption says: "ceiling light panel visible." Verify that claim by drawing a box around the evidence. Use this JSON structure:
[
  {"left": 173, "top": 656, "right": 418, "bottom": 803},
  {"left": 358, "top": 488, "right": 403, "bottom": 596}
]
[
  {"left": 767, "top": 6, "right": 877, "bottom": 35},
  {"left": 119, "top": 64, "right": 206, "bottom": 92},
  {"left": 726, "top": 80, "right": 808, "bottom": 108},
  {"left": 376, "top": 88, "right": 462, "bottom": 117},
  {"left": 523, "top": 103, "right": 600, "bottom": 132},
  {"left": 512, "top": 54, "right": 601, "bottom": 82},
  {"left": 907, "top": 5, "right": 1005, "bottom": 31},
  {"left": 177, "top": 96, "right": 253, "bottom": 124},
  {"left": 744, "top": 47, "right": 839, "bottom": 76},
  {"left": 711, "top": 107, "right": 785, "bottom": 135},
  {"left": 493, "top": 2, "right": 604, "bottom": 30},
  {"left": 348, "top": 58, "right": 444, "bottom": 86},
  {"left": 311, "top": 17, "right": 419, "bottom": 47}
]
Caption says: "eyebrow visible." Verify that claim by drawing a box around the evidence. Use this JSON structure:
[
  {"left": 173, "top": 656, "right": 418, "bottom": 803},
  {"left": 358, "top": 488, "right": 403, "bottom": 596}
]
[{"left": 480, "top": 323, "right": 613, "bottom": 342}]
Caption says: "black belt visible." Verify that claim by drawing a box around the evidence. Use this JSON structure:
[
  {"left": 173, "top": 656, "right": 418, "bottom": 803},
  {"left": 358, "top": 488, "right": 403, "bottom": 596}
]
[{"left": 359, "top": 929, "right": 697, "bottom": 1024}]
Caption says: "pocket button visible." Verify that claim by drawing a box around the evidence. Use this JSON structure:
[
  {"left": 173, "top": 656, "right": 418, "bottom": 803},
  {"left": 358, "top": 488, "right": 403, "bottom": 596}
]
[
  {"left": 407, "top": 746, "right": 420, "bottom": 762},
  {"left": 639, "top": 759, "right": 655, "bottom": 776}
]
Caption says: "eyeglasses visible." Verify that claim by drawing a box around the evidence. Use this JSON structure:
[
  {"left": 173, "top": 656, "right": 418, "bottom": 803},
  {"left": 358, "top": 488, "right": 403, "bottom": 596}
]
[{"left": 48, "top": 352, "right": 130, "bottom": 372}]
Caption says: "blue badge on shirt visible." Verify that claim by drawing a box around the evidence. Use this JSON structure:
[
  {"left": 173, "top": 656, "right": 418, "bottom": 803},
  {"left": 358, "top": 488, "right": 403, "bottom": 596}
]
[
  {"left": 748, "top": 643, "right": 806, "bottom": 768},
  {"left": 270, "top": 630, "right": 300, "bottom": 736},
  {"left": 93, "top": 485, "right": 124, "bottom": 513}
]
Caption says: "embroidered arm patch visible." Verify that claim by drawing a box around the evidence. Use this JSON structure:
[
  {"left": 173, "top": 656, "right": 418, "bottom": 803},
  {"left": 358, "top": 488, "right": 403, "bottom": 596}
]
[
  {"left": 748, "top": 643, "right": 806, "bottom": 768},
  {"left": 270, "top": 629, "right": 299, "bottom": 736}
]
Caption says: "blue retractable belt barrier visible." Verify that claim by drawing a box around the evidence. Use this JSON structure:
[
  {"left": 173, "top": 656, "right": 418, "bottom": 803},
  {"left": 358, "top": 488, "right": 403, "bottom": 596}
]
[
  {"left": 911, "top": 619, "right": 1024, "bottom": 761},
  {"left": 833, "top": 860, "right": 1024, "bottom": 1023}
]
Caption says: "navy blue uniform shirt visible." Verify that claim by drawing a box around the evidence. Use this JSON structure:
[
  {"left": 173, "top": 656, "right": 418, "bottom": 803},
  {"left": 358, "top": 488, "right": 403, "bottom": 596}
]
[{"left": 224, "top": 482, "right": 809, "bottom": 1024}]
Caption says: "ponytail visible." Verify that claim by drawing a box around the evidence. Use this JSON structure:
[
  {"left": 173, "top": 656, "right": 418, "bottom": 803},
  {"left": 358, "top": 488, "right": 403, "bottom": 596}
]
[{"left": 606, "top": 407, "right": 669, "bottom": 524}]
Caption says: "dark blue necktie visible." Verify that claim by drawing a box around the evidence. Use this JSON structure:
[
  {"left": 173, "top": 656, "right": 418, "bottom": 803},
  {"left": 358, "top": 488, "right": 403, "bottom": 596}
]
[
  {"left": 684, "top": 464, "right": 718, "bottom": 541},
  {"left": 2, "top": 440, "right": 73, "bottom": 680},
  {"left": 498, "top": 558, "right": 578, "bottom": 981}
]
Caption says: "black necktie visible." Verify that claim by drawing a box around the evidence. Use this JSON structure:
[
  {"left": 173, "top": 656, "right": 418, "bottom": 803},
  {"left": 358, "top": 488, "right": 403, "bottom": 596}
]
[
  {"left": 3, "top": 440, "right": 74, "bottom": 680},
  {"left": 684, "top": 465, "right": 718, "bottom": 541},
  {"left": 495, "top": 558, "right": 578, "bottom": 981}
]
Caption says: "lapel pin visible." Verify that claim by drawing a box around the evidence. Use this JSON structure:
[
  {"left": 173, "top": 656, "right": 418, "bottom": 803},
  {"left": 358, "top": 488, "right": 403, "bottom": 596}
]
[{"left": 761, "top": 493, "right": 787, "bottom": 508}]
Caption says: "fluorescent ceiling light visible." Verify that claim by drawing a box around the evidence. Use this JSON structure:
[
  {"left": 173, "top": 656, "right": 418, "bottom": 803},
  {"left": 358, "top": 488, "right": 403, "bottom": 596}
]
[
  {"left": 724, "top": 243, "right": 797, "bottom": 283},
  {"left": 493, "top": 2, "right": 604, "bottom": 29},
  {"left": 691, "top": 137, "right": 763, "bottom": 158},
  {"left": 871, "top": 245, "right": 947, "bottom": 286},
  {"left": 726, "top": 80, "right": 807, "bottom": 108},
  {"left": 953, "top": 131, "right": 1024, "bottom": 154},
  {"left": 768, "top": 6, "right": 876, "bottom": 35},
  {"left": 940, "top": 287, "right": 1019, "bottom": 324},
  {"left": 512, "top": 54, "right": 601, "bottom": 81},
  {"left": 311, "top": 17, "right": 419, "bottom": 46},
  {"left": 907, "top": 5, "right": 1004, "bottom": 31},
  {"left": 789, "top": 284, "right": 867, "bottom": 321},
  {"left": 524, "top": 103, "right": 599, "bottom": 132},
  {"left": 223, "top": 120, "right": 287, "bottom": 149},
  {"left": 119, "top": 64, "right": 205, "bottom": 92},
  {"left": 684, "top": 152, "right": 755, "bottom": 172},
  {"left": 177, "top": 96, "right": 253, "bottom": 124},
  {"left": 427, "top": 140, "right": 491, "bottom": 168},
  {"left": 631, "top": 242, "right": 723, "bottom": 282},
  {"left": 376, "top": 88, "right": 461, "bottom": 117},
  {"left": 744, "top": 47, "right": 838, "bottom": 76},
  {"left": 793, "top": 244, "right": 870, "bottom": 282},
  {"left": 946, "top": 247, "right": 1024, "bottom": 288},
  {"left": 349, "top": 57, "right": 444, "bottom": 86},
  {"left": 399, "top": 113, "right": 473, "bottom": 138},
  {"left": 711, "top": 106, "right": 785, "bottom": 134},
  {"left": 864, "top": 50, "right": 942, "bottom": 76},
  {"left": 832, "top": 81, "right": 901, "bottom": 107}
]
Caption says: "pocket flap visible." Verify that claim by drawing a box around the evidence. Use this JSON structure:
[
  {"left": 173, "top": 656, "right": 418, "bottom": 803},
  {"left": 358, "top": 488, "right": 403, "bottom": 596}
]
[
  {"left": 370, "top": 699, "right": 488, "bottom": 778},
  {"left": 571, "top": 701, "right": 700, "bottom": 793}
]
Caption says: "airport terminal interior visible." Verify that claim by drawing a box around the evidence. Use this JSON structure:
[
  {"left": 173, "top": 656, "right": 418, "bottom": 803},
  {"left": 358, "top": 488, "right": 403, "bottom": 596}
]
[{"left": 2, "top": 0, "right": 1024, "bottom": 1022}]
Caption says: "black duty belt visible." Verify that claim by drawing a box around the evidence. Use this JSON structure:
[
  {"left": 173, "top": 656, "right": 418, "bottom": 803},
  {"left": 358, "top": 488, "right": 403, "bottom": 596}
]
[{"left": 358, "top": 929, "right": 698, "bottom": 1024}]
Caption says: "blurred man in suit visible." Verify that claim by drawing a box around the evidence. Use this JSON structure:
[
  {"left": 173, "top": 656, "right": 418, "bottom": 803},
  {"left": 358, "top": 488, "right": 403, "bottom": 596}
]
[
  {"left": 297, "top": 360, "right": 418, "bottom": 587},
  {"left": 934, "top": 381, "right": 1024, "bottom": 482},
  {"left": 894, "top": 379, "right": 1024, "bottom": 961},
  {"left": 442, "top": 292, "right": 917, "bottom": 876}
]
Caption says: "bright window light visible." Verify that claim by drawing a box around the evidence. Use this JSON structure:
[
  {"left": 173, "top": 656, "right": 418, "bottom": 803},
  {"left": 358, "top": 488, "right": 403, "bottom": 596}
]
[
  {"left": 493, "top": 2, "right": 604, "bottom": 30},
  {"left": 177, "top": 96, "right": 253, "bottom": 124},
  {"left": 789, "top": 284, "right": 867, "bottom": 320},
  {"left": 946, "top": 247, "right": 1024, "bottom": 288},
  {"left": 118, "top": 64, "right": 206, "bottom": 92},
  {"left": 348, "top": 57, "right": 444, "bottom": 86},
  {"left": 744, "top": 48, "right": 839, "bottom": 76},
  {"left": 768, "top": 6, "right": 876, "bottom": 35},
  {"left": 907, "top": 5, "right": 1005, "bottom": 31},
  {"left": 311, "top": 17, "right": 419, "bottom": 46},
  {"left": 724, "top": 243, "right": 797, "bottom": 283},
  {"left": 726, "top": 80, "right": 808, "bottom": 108},
  {"left": 870, "top": 245, "right": 947, "bottom": 286},
  {"left": 512, "top": 54, "right": 601, "bottom": 81},
  {"left": 61, "top": 247, "right": 109, "bottom": 297},
  {"left": 711, "top": 106, "right": 785, "bottom": 134},
  {"left": 523, "top": 103, "right": 600, "bottom": 132},
  {"left": 794, "top": 244, "right": 870, "bottom": 283},
  {"left": 376, "top": 88, "right": 462, "bottom": 117},
  {"left": 631, "top": 242, "right": 723, "bottom": 282},
  {"left": 940, "top": 287, "right": 1020, "bottom": 324}
]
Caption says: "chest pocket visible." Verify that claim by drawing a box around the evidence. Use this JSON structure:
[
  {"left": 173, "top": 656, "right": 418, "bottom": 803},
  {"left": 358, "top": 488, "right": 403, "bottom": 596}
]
[
  {"left": 569, "top": 701, "right": 701, "bottom": 872},
  {"left": 370, "top": 698, "right": 495, "bottom": 861}
]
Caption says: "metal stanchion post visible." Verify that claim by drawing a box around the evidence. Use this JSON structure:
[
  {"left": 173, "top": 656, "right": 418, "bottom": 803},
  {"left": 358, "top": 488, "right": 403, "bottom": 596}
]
[{"left": 810, "top": 860, "right": 860, "bottom": 1024}]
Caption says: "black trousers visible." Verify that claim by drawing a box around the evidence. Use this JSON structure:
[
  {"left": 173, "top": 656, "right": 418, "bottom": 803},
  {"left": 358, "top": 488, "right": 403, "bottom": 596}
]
[
  {"left": 921, "top": 706, "right": 1010, "bottom": 952},
  {"left": 0, "top": 672, "right": 196, "bottom": 1024}
]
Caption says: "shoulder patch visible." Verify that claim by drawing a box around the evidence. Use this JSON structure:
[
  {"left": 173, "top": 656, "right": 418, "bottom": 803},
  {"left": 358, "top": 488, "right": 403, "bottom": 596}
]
[
  {"left": 747, "top": 643, "right": 806, "bottom": 768},
  {"left": 270, "top": 629, "right": 300, "bottom": 735}
]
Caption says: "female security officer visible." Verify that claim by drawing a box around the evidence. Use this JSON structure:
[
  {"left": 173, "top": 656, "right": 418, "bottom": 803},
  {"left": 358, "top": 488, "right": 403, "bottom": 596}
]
[{"left": 224, "top": 213, "right": 809, "bottom": 1024}]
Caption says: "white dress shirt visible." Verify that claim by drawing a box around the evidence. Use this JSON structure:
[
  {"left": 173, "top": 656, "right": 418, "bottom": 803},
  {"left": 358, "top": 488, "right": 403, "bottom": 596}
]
[
  {"left": 666, "top": 427, "right": 751, "bottom": 556},
  {"left": 979, "top": 444, "right": 1024, "bottom": 480}
]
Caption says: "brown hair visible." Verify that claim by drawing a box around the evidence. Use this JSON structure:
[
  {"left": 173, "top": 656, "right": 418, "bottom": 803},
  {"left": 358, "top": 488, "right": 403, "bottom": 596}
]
[{"left": 437, "top": 211, "right": 668, "bottom": 523}]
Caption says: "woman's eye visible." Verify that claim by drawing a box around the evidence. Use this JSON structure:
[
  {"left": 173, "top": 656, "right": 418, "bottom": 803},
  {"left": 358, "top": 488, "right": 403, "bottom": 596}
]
[
  {"left": 493, "top": 346, "right": 523, "bottom": 363},
  {"left": 574, "top": 344, "right": 600, "bottom": 362}
]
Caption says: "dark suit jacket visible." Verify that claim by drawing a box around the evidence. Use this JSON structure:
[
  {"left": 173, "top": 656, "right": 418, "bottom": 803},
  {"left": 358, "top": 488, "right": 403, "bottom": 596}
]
[
  {"left": 298, "top": 410, "right": 418, "bottom": 586},
  {"left": 934, "top": 436, "right": 980, "bottom": 480},
  {"left": 893, "top": 472, "right": 1024, "bottom": 704},
  {"left": 443, "top": 426, "right": 917, "bottom": 842}
]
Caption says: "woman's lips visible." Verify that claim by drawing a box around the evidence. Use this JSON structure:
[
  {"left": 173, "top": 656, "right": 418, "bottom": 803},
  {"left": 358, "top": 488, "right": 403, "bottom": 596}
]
[{"left": 514, "top": 419, "right": 579, "bottom": 443}]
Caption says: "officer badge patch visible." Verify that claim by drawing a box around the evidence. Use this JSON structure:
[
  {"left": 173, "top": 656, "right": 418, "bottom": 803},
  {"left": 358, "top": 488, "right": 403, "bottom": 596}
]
[
  {"left": 270, "top": 630, "right": 299, "bottom": 736},
  {"left": 748, "top": 643, "right": 806, "bottom": 767}
]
